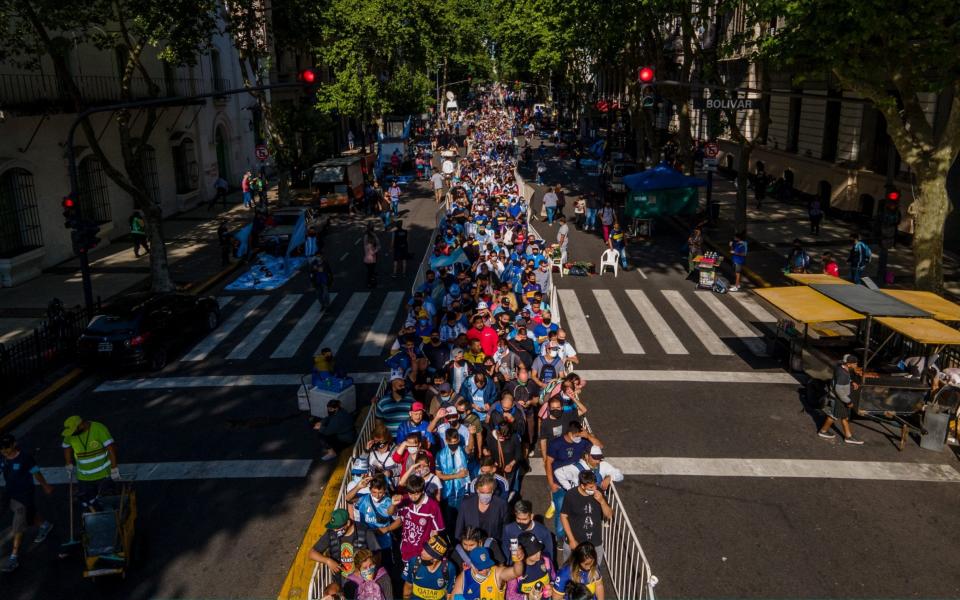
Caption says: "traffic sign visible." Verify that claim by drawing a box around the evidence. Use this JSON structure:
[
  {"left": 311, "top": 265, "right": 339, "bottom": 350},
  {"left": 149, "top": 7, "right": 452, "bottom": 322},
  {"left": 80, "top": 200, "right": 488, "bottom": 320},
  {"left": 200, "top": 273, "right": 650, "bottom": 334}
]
[
  {"left": 704, "top": 143, "right": 719, "bottom": 158},
  {"left": 703, "top": 157, "right": 718, "bottom": 172},
  {"left": 255, "top": 144, "right": 269, "bottom": 160}
]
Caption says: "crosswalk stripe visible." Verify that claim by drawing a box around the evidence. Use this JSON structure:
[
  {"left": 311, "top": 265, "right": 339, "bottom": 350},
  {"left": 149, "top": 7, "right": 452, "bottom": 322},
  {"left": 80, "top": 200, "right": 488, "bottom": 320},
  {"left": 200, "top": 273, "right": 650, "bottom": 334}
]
[
  {"left": 318, "top": 292, "right": 370, "bottom": 355},
  {"left": 182, "top": 295, "right": 268, "bottom": 361},
  {"left": 696, "top": 292, "right": 768, "bottom": 356},
  {"left": 661, "top": 290, "right": 732, "bottom": 355},
  {"left": 359, "top": 291, "right": 405, "bottom": 356},
  {"left": 731, "top": 293, "right": 778, "bottom": 323},
  {"left": 32, "top": 460, "right": 313, "bottom": 484},
  {"left": 557, "top": 290, "right": 599, "bottom": 353},
  {"left": 217, "top": 297, "right": 233, "bottom": 309},
  {"left": 592, "top": 290, "right": 644, "bottom": 354},
  {"left": 625, "top": 290, "right": 687, "bottom": 354},
  {"left": 227, "top": 294, "right": 302, "bottom": 360},
  {"left": 271, "top": 293, "right": 339, "bottom": 359}
]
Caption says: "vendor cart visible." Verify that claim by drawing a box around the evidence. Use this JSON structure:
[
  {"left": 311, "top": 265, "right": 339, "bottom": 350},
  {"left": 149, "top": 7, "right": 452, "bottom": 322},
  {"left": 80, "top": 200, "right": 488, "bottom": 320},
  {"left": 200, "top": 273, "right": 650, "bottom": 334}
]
[
  {"left": 81, "top": 484, "right": 137, "bottom": 578},
  {"left": 692, "top": 254, "right": 723, "bottom": 289}
]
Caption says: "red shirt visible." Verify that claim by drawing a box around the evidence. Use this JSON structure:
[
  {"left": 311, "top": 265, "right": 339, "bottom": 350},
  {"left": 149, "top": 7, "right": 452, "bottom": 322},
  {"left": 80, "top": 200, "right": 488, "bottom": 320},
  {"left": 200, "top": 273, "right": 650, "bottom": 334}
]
[
  {"left": 397, "top": 496, "right": 445, "bottom": 561},
  {"left": 824, "top": 261, "right": 839, "bottom": 277},
  {"left": 467, "top": 326, "right": 500, "bottom": 357}
]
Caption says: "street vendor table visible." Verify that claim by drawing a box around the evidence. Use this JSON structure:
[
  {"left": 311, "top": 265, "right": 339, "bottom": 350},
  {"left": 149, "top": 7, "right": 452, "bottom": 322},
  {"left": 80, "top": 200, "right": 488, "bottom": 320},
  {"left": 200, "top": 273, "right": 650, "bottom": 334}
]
[
  {"left": 692, "top": 255, "right": 723, "bottom": 289},
  {"left": 785, "top": 273, "right": 852, "bottom": 286}
]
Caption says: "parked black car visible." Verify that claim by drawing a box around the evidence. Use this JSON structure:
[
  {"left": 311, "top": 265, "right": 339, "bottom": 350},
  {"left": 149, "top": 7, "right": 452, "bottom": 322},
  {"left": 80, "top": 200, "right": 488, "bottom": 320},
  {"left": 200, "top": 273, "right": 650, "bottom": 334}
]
[{"left": 78, "top": 292, "right": 220, "bottom": 371}]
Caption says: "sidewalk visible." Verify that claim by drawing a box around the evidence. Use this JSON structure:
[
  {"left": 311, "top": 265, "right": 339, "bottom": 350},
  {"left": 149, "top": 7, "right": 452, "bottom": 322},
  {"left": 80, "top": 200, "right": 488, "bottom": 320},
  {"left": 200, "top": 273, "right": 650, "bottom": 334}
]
[
  {"left": 0, "top": 191, "right": 259, "bottom": 344},
  {"left": 677, "top": 168, "right": 960, "bottom": 297}
]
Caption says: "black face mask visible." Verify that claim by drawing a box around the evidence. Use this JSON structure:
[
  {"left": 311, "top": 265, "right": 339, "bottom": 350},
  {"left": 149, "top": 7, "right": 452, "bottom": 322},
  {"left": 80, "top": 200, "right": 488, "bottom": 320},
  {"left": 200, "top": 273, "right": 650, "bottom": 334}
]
[
  {"left": 549, "top": 409, "right": 562, "bottom": 418},
  {"left": 447, "top": 444, "right": 459, "bottom": 450}
]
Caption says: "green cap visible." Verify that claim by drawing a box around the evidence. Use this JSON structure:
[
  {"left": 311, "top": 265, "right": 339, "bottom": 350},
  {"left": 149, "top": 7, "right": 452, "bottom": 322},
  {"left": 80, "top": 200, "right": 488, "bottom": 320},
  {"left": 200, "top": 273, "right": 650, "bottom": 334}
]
[
  {"left": 62, "top": 415, "right": 83, "bottom": 438},
  {"left": 325, "top": 508, "right": 349, "bottom": 530}
]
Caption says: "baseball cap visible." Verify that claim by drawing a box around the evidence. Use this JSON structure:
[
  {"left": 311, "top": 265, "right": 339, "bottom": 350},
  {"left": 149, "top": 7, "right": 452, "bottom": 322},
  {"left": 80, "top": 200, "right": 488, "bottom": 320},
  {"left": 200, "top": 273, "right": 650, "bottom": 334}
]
[
  {"left": 842, "top": 353, "right": 859, "bottom": 365},
  {"left": 589, "top": 445, "right": 604, "bottom": 459},
  {"left": 390, "top": 368, "right": 405, "bottom": 382},
  {"left": 518, "top": 531, "right": 543, "bottom": 556},
  {"left": 477, "top": 301, "right": 489, "bottom": 311},
  {"left": 424, "top": 533, "right": 449, "bottom": 560},
  {"left": 469, "top": 547, "right": 496, "bottom": 570},
  {"left": 62, "top": 415, "right": 83, "bottom": 437},
  {"left": 411, "top": 402, "right": 425, "bottom": 412},
  {"left": 325, "top": 508, "right": 349, "bottom": 530}
]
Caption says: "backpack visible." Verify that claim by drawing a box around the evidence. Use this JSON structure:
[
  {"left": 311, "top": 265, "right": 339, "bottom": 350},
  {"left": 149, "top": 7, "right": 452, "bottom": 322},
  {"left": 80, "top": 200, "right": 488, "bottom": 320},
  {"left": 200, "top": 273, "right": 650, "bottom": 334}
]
[
  {"left": 713, "top": 276, "right": 729, "bottom": 294},
  {"left": 857, "top": 241, "right": 873, "bottom": 264},
  {"left": 347, "top": 569, "right": 387, "bottom": 600},
  {"left": 324, "top": 523, "right": 369, "bottom": 564}
]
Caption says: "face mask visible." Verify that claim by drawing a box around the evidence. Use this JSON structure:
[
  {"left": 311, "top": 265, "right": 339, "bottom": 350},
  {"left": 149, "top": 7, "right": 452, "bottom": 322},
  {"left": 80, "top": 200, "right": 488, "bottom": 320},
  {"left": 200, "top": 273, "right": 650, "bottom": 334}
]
[
  {"left": 478, "top": 492, "right": 493, "bottom": 505},
  {"left": 583, "top": 486, "right": 597, "bottom": 496},
  {"left": 361, "top": 566, "right": 376, "bottom": 580},
  {"left": 548, "top": 351, "right": 558, "bottom": 358},
  {"left": 571, "top": 435, "right": 583, "bottom": 444},
  {"left": 549, "top": 409, "right": 562, "bottom": 418},
  {"left": 543, "top": 319, "right": 552, "bottom": 325},
  {"left": 447, "top": 443, "right": 459, "bottom": 450},
  {"left": 335, "top": 526, "right": 348, "bottom": 537}
]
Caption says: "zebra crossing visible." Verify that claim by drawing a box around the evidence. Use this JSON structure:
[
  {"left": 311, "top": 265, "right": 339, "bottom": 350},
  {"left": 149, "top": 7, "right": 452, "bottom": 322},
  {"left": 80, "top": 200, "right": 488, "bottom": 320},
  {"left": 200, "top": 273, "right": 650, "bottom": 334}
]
[
  {"left": 177, "top": 285, "right": 778, "bottom": 365},
  {"left": 558, "top": 287, "right": 778, "bottom": 358}
]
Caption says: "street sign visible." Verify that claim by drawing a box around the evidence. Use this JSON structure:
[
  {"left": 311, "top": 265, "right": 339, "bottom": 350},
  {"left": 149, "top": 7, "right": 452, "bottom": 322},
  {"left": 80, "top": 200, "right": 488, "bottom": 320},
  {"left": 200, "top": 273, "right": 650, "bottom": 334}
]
[
  {"left": 704, "top": 142, "right": 719, "bottom": 158},
  {"left": 255, "top": 144, "right": 269, "bottom": 160},
  {"left": 704, "top": 157, "right": 718, "bottom": 172},
  {"left": 693, "top": 97, "right": 757, "bottom": 110}
]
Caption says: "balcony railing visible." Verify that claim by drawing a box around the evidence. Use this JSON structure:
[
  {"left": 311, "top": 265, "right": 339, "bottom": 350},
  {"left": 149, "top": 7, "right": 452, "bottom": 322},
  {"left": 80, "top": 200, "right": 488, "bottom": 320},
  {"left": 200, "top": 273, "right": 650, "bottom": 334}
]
[{"left": 0, "top": 73, "right": 230, "bottom": 111}]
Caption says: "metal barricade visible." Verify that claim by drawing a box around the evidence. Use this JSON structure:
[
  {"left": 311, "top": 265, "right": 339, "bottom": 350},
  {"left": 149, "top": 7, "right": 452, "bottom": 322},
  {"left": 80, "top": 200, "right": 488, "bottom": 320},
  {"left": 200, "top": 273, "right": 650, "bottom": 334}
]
[{"left": 604, "top": 484, "right": 659, "bottom": 600}]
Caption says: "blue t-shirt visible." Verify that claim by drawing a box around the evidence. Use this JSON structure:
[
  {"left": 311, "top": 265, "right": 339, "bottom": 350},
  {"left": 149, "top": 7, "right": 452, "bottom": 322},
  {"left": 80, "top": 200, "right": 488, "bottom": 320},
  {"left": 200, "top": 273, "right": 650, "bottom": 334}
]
[
  {"left": 0, "top": 451, "right": 39, "bottom": 504},
  {"left": 355, "top": 494, "right": 395, "bottom": 548},
  {"left": 553, "top": 564, "right": 601, "bottom": 598},
  {"left": 731, "top": 240, "right": 748, "bottom": 265},
  {"left": 547, "top": 436, "right": 591, "bottom": 472},
  {"left": 402, "top": 557, "right": 457, "bottom": 598}
]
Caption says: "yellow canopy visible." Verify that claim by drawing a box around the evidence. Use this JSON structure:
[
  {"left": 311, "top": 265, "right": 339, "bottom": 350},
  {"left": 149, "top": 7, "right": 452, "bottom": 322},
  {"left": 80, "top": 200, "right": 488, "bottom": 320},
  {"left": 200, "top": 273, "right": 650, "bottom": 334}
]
[
  {"left": 754, "top": 286, "right": 865, "bottom": 324},
  {"left": 785, "top": 273, "right": 852, "bottom": 286},
  {"left": 875, "top": 317, "right": 960, "bottom": 345},
  {"left": 880, "top": 290, "right": 960, "bottom": 322}
]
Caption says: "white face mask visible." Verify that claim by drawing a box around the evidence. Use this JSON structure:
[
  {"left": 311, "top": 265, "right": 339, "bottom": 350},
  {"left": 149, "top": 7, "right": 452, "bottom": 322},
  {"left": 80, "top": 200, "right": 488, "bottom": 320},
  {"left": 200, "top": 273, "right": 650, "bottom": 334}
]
[
  {"left": 478, "top": 492, "right": 493, "bottom": 505},
  {"left": 571, "top": 436, "right": 582, "bottom": 444}
]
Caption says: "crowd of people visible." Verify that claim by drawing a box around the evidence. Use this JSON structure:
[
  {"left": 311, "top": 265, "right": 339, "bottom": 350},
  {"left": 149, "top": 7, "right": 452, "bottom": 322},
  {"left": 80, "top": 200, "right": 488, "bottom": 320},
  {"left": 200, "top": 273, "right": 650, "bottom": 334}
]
[{"left": 309, "top": 94, "right": 623, "bottom": 600}]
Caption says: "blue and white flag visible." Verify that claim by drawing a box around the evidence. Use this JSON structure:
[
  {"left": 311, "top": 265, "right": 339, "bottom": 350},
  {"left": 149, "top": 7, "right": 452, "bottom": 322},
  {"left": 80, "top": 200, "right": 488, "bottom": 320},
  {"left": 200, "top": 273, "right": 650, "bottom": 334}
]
[
  {"left": 285, "top": 212, "right": 307, "bottom": 257},
  {"left": 234, "top": 223, "right": 253, "bottom": 257}
]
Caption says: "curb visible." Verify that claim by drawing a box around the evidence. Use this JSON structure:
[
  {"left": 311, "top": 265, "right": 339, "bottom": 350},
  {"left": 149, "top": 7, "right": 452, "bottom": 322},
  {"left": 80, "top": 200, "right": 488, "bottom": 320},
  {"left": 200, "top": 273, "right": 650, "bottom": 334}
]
[{"left": 0, "top": 367, "right": 84, "bottom": 433}]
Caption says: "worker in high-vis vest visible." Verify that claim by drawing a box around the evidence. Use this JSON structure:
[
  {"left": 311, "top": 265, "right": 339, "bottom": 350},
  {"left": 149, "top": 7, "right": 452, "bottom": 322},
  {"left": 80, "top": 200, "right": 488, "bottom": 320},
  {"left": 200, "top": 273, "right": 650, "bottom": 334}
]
[{"left": 61, "top": 415, "right": 119, "bottom": 498}]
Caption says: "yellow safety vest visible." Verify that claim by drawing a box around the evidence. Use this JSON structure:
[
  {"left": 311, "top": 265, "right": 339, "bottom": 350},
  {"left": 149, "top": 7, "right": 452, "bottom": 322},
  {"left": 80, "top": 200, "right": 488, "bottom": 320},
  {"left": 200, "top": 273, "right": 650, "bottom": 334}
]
[{"left": 63, "top": 421, "right": 113, "bottom": 481}]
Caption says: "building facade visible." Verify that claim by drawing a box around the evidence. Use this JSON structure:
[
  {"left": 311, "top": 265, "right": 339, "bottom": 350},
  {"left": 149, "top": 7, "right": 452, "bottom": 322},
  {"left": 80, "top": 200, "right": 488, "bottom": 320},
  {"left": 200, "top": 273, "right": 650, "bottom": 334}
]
[{"left": 0, "top": 18, "right": 258, "bottom": 287}]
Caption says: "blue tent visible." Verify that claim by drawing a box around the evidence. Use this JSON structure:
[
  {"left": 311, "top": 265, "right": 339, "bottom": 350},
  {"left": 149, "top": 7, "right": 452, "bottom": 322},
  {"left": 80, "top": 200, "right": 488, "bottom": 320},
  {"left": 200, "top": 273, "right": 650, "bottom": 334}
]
[{"left": 623, "top": 162, "right": 707, "bottom": 192}]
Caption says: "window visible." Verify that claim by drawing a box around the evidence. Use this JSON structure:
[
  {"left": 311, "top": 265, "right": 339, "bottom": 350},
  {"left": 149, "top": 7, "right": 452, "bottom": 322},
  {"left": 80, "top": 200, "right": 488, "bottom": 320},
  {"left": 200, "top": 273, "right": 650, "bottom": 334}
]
[
  {"left": 114, "top": 45, "right": 129, "bottom": 80},
  {"left": 140, "top": 146, "right": 160, "bottom": 204},
  {"left": 78, "top": 156, "right": 113, "bottom": 223},
  {"left": 163, "top": 62, "right": 177, "bottom": 97},
  {"left": 785, "top": 88, "right": 802, "bottom": 153},
  {"left": 821, "top": 89, "right": 842, "bottom": 162},
  {"left": 0, "top": 169, "right": 43, "bottom": 258},
  {"left": 173, "top": 138, "right": 199, "bottom": 194},
  {"left": 210, "top": 49, "right": 224, "bottom": 93}
]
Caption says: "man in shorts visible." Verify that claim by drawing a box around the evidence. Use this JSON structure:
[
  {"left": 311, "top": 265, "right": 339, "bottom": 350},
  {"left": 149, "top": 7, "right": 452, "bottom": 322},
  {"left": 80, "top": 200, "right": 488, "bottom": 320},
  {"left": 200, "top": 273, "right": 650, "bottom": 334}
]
[
  {"left": 1, "top": 434, "right": 54, "bottom": 571},
  {"left": 817, "top": 354, "right": 865, "bottom": 444}
]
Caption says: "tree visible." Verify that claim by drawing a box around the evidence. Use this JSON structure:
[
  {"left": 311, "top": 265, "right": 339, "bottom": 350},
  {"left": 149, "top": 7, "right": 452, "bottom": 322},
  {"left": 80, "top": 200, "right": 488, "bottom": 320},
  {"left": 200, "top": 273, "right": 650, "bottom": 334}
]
[
  {"left": 753, "top": 0, "right": 960, "bottom": 291},
  {"left": 0, "top": 0, "right": 217, "bottom": 292}
]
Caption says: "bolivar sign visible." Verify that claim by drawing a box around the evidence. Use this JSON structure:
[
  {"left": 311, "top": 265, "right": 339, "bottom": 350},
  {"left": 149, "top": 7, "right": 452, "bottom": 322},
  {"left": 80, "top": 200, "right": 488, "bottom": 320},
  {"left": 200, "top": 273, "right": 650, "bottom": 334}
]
[{"left": 693, "top": 97, "right": 757, "bottom": 110}]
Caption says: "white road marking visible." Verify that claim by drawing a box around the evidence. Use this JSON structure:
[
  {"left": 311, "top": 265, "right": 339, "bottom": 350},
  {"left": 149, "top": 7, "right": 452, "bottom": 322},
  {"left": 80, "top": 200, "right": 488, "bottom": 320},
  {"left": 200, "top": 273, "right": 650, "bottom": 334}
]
[
  {"left": 696, "top": 292, "right": 768, "bottom": 356},
  {"left": 636, "top": 267, "right": 648, "bottom": 279},
  {"left": 732, "top": 293, "right": 778, "bottom": 323},
  {"left": 661, "top": 290, "right": 732, "bottom": 355},
  {"left": 31, "top": 460, "right": 313, "bottom": 485},
  {"left": 574, "top": 369, "right": 797, "bottom": 384},
  {"left": 227, "top": 294, "right": 301, "bottom": 360},
  {"left": 359, "top": 291, "right": 405, "bottom": 356},
  {"left": 217, "top": 297, "right": 233, "bottom": 309},
  {"left": 181, "top": 295, "right": 268, "bottom": 361},
  {"left": 271, "top": 293, "right": 338, "bottom": 359},
  {"left": 526, "top": 457, "right": 960, "bottom": 483},
  {"left": 592, "top": 289, "right": 644, "bottom": 354},
  {"left": 339, "top": 252, "right": 349, "bottom": 261},
  {"left": 557, "top": 290, "right": 599, "bottom": 353},
  {"left": 625, "top": 290, "right": 687, "bottom": 354},
  {"left": 318, "top": 292, "right": 370, "bottom": 354},
  {"left": 94, "top": 371, "right": 389, "bottom": 392},
  {"left": 354, "top": 237, "right": 361, "bottom": 246}
]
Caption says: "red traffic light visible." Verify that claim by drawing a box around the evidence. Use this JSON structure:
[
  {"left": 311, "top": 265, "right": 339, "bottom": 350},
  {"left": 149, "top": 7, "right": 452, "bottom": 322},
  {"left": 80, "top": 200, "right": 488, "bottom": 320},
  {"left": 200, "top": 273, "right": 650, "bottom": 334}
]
[
  {"left": 885, "top": 189, "right": 901, "bottom": 201},
  {"left": 638, "top": 67, "right": 655, "bottom": 83},
  {"left": 62, "top": 196, "right": 76, "bottom": 208},
  {"left": 298, "top": 69, "right": 317, "bottom": 84}
]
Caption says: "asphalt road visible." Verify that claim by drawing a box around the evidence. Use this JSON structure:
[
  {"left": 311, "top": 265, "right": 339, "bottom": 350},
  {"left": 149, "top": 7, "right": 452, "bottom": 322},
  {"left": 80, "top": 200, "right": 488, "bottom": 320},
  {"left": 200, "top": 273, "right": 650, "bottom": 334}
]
[
  {"left": 524, "top": 138, "right": 960, "bottom": 598},
  {"left": 0, "top": 180, "right": 441, "bottom": 600}
]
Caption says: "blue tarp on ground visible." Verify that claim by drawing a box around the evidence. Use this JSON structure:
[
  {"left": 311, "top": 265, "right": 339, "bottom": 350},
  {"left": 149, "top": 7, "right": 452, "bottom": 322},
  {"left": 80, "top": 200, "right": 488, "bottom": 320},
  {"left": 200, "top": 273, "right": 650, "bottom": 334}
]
[{"left": 623, "top": 162, "right": 707, "bottom": 192}]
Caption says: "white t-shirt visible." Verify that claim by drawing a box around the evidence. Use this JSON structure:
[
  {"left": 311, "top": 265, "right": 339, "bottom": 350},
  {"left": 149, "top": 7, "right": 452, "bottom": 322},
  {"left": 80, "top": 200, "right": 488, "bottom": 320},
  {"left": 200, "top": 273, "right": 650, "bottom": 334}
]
[
  {"left": 431, "top": 172, "right": 444, "bottom": 190},
  {"left": 543, "top": 191, "right": 558, "bottom": 208},
  {"left": 557, "top": 223, "right": 570, "bottom": 249}
]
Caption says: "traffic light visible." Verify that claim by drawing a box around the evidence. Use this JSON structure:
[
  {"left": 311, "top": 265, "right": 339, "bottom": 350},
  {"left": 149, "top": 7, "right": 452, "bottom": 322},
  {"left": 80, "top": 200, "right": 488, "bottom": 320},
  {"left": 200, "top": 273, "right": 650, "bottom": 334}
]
[
  {"left": 297, "top": 68, "right": 321, "bottom": 96},
  {"left": 74, "top": 219, "right": 101, "bottom": 253},
  {"left": 885, "top": 187, "right": 901, "bottom": 202},
  {"left": 62, "top": 194, "right": 79, "bottom": 229},
  {"left": 638, "top": 66, "right": 656, "bottom": 108}
]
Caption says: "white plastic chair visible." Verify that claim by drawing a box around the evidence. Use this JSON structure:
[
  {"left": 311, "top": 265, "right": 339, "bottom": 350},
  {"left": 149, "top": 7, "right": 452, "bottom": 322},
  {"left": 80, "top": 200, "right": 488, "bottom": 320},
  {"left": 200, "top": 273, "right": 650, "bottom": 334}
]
[
  {"left": 600, "top": 249, "right": 619, "bottom": 277},
  {"left": 551, "top": 253, "right": 565, "bottom": 278}
]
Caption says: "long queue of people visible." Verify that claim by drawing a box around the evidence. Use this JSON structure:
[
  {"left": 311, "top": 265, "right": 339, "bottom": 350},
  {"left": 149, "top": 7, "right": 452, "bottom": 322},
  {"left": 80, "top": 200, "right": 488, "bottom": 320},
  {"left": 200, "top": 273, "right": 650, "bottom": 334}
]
[{"left": 308, "top": 98, "right": 623, "bottom": 600}]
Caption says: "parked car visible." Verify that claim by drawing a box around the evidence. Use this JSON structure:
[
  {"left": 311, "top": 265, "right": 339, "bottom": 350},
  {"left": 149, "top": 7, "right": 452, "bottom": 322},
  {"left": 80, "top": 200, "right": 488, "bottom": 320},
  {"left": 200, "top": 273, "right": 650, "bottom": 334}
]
[
  {"left": 77, "top": 292, "right": 220, "bottom": 371},
  {"left": 261, "top": 207, "right": 308, "bottom": 251},
  {"left": 607, "top": 161, "right": 641, "bottom": 194}
]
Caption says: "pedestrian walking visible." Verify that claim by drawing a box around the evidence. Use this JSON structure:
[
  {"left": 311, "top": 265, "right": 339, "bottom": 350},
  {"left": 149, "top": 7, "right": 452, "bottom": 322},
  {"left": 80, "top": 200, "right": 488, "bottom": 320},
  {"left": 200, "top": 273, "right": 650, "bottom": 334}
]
[
  {"left": 431, "top": 170, "right": 445, "bottom": 204},
  {"left": 389, "top": 180, "right": 402, "bottom": 217},
  {"left": 61, "top": 415, "right": 121, "bottom": 509},
  {"left": 559, "top": 471, "right": 613, "bottom": 565},
  {"left": 1, "top": 434, "right": 54, "bottom": 572},
  {"left": 817, "top": 354, "right": 865, "bottom": 444},
  {"left": 542, "top": 188, "right": 558, "bottom": 226},
  {"left": 584, "top": 193, "right": 600, "bottom": 232},
  {"left": 728, "top": 233, "right": 747, "bottom": 291},
  {"left": 536, "top": 159, "right": 547, "bottom": 185},
  {"left": 308, "top": 508, "right": 381, "bottom": 585},
  {"left": 554, "top": 185, "right": 566, "bottom": 218},
  {"left": 822, "top": 251, "right": 840, "bottom": 277},
  {"left": 687, "top": 225, "right": 703, "bottom": 273},
  {"left": 348, "top": 130, "right": 355, "bottom": 151},
  {"left": 241, "top": 170, "right": 252, "bottom": 208},
  {"left": 785, "top": 238, "right": 810, "bottom": 273},
  {"left": 847, "top": 233, "right": 872, "bottom": 284},
  {"left": 572, "top": 196, "right": 585, "bottom": 229},
  {"left": 217, "top": 220, "right": 231, "bottom": 267},
  {"left": 310, "top": 253, "right": 334, "bottom": 309},
  {"left": 753, "top": 168, "right": 767, "bottom": 209},
  {"left": 808, "top": 198, "right": 823, "bottom": 235},
  {"left": 599, "top": 202, "right": 615, "bottom": 242},
  {"left": 363, "top": 222, "right": 380, "bottom": 288},
  {"left": 209, "top": 174, "right": 229, "bottom": 210},
  {"left": 392, "top": 220, "right": 410, "bottom": 278},
  {"left": 556, "top": 216, "right": 570, "bottom": 265},
  {"left": 129, "top": 210, "right": 150, "bottom": 257}
]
